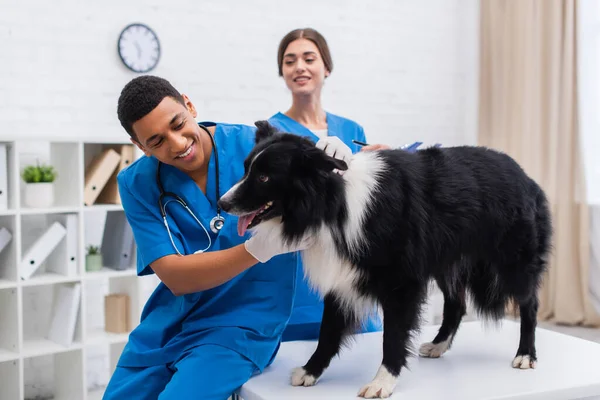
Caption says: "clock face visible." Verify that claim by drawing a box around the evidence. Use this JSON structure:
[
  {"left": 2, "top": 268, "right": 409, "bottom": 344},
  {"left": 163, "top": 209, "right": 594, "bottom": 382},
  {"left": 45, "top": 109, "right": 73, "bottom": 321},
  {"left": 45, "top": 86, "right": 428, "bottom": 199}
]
[{"left": 118, "top": 23, "right": 160, "bottom": 73}]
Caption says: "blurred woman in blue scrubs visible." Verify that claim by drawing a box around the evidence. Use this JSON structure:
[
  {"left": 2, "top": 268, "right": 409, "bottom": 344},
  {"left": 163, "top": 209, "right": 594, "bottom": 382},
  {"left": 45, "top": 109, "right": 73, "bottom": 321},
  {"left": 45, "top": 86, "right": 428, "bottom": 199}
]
[
  {"left": 102, "top": 75, "right": 318, "bottom": 400},
  {"left": 267, "top": 28, "right": 386, "bottom": 341}
]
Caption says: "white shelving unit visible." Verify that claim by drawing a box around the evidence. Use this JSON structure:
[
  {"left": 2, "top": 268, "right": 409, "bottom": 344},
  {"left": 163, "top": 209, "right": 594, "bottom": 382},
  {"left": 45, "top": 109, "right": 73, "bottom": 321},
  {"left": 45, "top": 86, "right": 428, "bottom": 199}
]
[{"left": 0, "top": 137, "right": 159, "bottom": 400}]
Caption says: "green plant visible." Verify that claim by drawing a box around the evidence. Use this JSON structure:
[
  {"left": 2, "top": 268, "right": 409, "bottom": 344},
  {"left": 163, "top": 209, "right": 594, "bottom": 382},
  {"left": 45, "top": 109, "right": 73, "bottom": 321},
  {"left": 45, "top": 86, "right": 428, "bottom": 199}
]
[
  {"left": 86, "top": 245, "right": 100, "bottom": 255},
  {"left": 21, "top": 163, "right": 57, "bottom": 183}
]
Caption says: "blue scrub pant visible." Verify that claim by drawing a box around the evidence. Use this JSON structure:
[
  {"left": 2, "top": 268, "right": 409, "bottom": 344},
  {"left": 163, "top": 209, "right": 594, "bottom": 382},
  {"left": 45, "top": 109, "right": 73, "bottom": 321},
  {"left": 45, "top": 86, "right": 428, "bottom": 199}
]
[{"left": 102, "top": 344, "right": 258, "bottom": 400}]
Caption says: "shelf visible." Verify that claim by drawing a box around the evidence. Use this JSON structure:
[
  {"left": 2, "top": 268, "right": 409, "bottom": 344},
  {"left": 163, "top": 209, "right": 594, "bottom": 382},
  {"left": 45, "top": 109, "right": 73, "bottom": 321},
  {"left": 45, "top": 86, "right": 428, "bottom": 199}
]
[
  {"left": 0, "top": 138, "right": 147, "bottom": 399},
  {"left": 86, "top": 328, "right": 130, "bottom": 347},
  {"left": 84, "top": 267, "right": 136, "bottom": 280},
  {"left": 20, "top": 206, "right": 81, "bottom": 215},
  {"left": 0, "top": 279, "right": 17, "bottom": 289},
  {"left": 22, "top": 338, "right": 83, "bottom": 359},
  {"left": 83, "top": 204, "right": 123, "bottom": 212},
  {"left": 0, "top": 348, "right": 19, "bottom": 363},
  {"left": 21, "top": 272, "right": 81, "bottom": 287}
]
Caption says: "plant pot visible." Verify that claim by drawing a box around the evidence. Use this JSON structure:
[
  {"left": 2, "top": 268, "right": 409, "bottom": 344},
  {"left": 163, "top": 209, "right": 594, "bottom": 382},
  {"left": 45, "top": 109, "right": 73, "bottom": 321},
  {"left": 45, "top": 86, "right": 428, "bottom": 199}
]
[
  {"left": 86, "top": 254, "right": 103, "bottom": 272},
  {"left": 24, "top": 182, "right": 54, "bottom": 208}
]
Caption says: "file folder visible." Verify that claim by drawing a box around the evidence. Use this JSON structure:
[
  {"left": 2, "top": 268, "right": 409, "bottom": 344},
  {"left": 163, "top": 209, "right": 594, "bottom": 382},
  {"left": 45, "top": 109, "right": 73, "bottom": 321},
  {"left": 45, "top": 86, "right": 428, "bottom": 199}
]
[
  {"left": 46, "top": 213, "right": 78, "bottom": 277},
  {"left": 101, "top": 211, "right": 134, "bottom": 270},
  {"left": 96, "top": 144, "right": 135, "bottom": 204},
  {"left": 47, "top": 282, "right": 81, "bottom": 347},
  {"left": 0, "top": 144, "right": 7, "bottom": 210},
  {"left": 20, "top": 221, "right": 67, "bottom": 280},
  {"left": 84, "top": 148, "right": 121, "bottom": 206},
  {"left": 0, "top": 226, "right": 12, "bottom": 255}
]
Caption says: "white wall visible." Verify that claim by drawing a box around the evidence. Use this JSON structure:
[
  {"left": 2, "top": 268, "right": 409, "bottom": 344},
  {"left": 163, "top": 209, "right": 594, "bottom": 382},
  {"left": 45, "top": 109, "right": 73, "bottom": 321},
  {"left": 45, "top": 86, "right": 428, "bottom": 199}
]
[
  {"left": 1, "top": 0, "right": 479, "bottom": 147},
  {"left": 1, "top": 0, "right": 480, "bottom": 396}
]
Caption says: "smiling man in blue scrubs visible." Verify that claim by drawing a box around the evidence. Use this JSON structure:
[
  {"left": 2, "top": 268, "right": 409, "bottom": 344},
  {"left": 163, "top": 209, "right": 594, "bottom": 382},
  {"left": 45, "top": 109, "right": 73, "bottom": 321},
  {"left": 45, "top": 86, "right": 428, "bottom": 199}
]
[{"left": 102, "top": 75, "right": 316, "bottom": 400}]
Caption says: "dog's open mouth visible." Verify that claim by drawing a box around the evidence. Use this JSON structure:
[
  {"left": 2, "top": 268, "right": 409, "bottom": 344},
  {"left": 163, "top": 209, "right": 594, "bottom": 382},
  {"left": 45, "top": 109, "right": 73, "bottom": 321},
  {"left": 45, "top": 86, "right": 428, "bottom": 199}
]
[{"left": 237, "top": 201, "right": 275, "bottom": 236}]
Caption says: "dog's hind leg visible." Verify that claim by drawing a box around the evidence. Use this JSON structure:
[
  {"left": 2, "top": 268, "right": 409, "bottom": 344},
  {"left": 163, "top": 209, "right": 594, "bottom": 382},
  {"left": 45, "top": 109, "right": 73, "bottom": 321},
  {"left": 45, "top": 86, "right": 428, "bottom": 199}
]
[
  {"left": 291, "top": 293, "right": 355, "bottom": 387},
  {"left": 419, "top": 281, "right": 466, "bottom": 358},
  {"left": 358, "top": 283, "right": 426, "bottom": 399}
]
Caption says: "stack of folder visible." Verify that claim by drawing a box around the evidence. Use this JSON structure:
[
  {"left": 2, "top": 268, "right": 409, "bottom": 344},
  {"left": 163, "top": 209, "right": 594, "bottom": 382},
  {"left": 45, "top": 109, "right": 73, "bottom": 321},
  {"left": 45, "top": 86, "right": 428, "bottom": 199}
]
[{"left": 84, "top": 145, "right": 134, "bottom": 206}]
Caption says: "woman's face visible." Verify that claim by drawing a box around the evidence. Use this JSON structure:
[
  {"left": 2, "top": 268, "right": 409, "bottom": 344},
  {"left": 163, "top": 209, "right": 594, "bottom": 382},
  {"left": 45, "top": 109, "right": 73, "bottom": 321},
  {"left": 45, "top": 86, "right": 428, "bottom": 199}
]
[{"left": 281, "top": 38, "right": 329, "bottom": 96}]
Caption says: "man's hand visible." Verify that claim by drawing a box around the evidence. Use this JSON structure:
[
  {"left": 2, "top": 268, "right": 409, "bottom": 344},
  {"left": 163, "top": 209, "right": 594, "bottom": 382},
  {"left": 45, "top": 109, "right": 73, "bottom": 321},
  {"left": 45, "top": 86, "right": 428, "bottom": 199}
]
[{"left": 245, "top": 221, "right": 315, "bottom": 263}]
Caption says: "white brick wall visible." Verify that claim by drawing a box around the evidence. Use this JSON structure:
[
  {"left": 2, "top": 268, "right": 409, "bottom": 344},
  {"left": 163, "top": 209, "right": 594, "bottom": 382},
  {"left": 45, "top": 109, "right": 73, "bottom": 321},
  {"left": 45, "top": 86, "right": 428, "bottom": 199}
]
[{"left": 1, "top": 0, "right": 479, "bottom": 396}]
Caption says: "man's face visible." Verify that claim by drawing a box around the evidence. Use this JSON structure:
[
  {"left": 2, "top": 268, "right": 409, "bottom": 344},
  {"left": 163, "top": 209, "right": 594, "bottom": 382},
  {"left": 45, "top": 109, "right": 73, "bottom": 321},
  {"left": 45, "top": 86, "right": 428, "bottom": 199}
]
[{"left": 131, "top": 95, "right": 208, "bottom": 174}]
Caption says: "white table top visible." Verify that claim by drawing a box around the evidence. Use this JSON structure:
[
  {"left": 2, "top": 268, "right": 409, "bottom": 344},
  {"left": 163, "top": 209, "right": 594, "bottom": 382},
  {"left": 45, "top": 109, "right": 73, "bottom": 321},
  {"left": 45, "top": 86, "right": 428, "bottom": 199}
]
[{"left": 238, "top": 319, "right": 600, "bottom": 400}]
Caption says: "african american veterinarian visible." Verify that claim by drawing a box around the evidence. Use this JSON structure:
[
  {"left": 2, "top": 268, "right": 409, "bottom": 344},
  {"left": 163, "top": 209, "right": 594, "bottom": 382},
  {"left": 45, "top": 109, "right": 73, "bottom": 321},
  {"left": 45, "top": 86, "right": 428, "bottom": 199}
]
[
  {"left": 267, "top": 28, "right": 388, "bottom": 341},
  {"left": 100, "top": 75, "right": 357, "bottom": 400}
]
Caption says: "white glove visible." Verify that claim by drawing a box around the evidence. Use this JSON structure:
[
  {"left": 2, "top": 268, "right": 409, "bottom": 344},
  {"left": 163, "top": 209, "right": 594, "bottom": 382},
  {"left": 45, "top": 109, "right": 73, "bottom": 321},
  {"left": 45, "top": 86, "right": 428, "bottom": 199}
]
[
  {"left": 316, "top": 136, "right": 352, "bottom": 173},
  {"left": 244, "top": 222, "right": 315, "bottom": 263}
]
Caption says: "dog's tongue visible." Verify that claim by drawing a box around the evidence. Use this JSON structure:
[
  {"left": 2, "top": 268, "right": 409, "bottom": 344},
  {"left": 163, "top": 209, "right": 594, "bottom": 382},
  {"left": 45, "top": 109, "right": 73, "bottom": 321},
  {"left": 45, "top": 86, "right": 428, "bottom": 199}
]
[{"left": 237, "top": 211, "right": 258, "bottom": 236}]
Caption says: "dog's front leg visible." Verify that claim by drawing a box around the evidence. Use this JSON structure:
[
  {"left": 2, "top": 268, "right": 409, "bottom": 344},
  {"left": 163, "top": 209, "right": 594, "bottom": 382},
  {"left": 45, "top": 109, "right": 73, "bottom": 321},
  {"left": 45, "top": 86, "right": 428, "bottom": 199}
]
[
  {"left": 291, "top": 293, "right": 354, "bottom": 387},
  {"left": 358, "top": 284, "right": 425, "bottom": 398}
]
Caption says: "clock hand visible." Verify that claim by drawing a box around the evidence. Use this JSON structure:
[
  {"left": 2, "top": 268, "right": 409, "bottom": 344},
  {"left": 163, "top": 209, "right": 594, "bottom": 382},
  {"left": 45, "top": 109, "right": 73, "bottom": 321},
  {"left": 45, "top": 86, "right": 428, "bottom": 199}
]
[{"left": 134, "top": 42, "right": 142, "bottom": 59}]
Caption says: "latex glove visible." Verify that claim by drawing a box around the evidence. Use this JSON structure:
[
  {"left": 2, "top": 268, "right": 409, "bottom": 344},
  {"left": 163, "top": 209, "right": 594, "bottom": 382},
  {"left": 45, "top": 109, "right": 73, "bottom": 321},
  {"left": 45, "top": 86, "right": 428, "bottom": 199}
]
[
  {"left": 245, "top": 222, "right": 315, "bottom": 263},
  {"left": 360, "top": 144, "right": 391, "bottom": 152},
  {"left": 316, "top": 136, "right": 352, "bottom": 174}
]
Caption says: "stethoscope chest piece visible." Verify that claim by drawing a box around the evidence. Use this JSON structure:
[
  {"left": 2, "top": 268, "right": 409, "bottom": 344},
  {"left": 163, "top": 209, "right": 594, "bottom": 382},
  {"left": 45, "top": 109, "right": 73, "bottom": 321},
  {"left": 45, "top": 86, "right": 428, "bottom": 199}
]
[{"left": 210, "top": 214, "right": 225, "bottom": 234}]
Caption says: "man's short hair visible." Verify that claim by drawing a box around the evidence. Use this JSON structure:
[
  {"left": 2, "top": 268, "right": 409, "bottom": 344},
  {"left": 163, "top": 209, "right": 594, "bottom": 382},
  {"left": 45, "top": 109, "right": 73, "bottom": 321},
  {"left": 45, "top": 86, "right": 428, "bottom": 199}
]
[{"left": 117, "top": 75, "right": 185, "bottom": 139}]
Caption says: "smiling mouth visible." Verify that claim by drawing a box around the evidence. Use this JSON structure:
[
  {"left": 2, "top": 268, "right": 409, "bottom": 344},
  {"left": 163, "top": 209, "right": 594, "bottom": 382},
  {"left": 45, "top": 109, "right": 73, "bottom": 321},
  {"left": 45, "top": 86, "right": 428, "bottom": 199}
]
[
  {"left": 294, "top": 76, "right": 310, "bottom": 82},
  {"left": 237, "top": 201, "right": 275, "bottom": 236},
  {"left": 175, "top": 144, "right": 193, "bottom": 159}
]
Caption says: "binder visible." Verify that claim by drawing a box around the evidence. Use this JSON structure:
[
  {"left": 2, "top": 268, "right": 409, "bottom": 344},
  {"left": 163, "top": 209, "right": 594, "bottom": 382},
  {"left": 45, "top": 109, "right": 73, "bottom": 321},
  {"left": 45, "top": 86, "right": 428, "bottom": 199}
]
[
  {"left": 47, "top": 282, "right": 81, "bottom": 347},
  {"left": 83, "top": 148, "right": 121, "bottom": 206},
  {"left": 0, "top": 227, "right": 12, "bottom": 255},
  {"left": 45, "top": 213, "right": 78, "bottom": 277},
  {"left": 101, "top": 211, "right": 134, "bottom": 270},
  {"left": 64, "top": 213, "right": 78, "bottom": 276},
  {"left": 0, "top": 144, "right": 7, "bottom": 210},
  {"left": 20, "top": 221, "right": 67, "bottom": 280},
  {"left": 96, "top": 144, "right": 135, "bottom": 204}
]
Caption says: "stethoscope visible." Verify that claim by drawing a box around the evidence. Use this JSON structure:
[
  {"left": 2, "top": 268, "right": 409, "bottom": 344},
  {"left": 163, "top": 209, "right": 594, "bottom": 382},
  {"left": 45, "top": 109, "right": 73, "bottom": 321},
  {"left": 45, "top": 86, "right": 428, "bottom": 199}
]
[{"left": 156, "top": 123, "right": 225, "bottom": 255}]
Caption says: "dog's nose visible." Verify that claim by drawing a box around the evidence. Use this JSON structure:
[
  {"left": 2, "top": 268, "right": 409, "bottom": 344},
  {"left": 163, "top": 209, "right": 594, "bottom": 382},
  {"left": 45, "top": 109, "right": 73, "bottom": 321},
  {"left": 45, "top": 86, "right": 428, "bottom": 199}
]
[{"left": 217, "top": 198, "right": 231, "bottom": 212}]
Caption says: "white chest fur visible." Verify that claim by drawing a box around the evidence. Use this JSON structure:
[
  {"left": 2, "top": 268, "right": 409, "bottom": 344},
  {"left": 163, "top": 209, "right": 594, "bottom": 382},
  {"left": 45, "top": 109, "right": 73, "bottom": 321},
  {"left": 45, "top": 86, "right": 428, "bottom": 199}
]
[
  {"left": 300, "top": 226, "right": 373, "bottom": 318},
  {"left": 298, "top": 151, "right": 386, "bottom": 319}
]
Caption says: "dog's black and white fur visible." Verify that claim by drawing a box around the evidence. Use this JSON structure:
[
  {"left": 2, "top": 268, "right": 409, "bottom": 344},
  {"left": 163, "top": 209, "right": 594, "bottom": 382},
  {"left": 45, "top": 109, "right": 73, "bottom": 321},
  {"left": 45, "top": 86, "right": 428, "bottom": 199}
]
[{"left": 218, "top": 121, "right": 552, "bottom": 398}]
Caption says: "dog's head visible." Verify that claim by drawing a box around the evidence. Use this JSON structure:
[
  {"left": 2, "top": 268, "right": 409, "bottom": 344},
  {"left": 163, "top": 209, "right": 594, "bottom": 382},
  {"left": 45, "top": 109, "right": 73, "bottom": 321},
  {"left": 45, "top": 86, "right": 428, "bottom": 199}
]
[{"left": 218, "top": 120, "right": 348, "bottom": 236}]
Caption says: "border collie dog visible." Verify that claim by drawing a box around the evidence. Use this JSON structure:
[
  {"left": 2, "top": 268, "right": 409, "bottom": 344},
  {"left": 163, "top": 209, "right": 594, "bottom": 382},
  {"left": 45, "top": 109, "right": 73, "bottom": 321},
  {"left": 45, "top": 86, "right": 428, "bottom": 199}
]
[{"left": 218, "top": 121, "right": 552, "bottom": 398}]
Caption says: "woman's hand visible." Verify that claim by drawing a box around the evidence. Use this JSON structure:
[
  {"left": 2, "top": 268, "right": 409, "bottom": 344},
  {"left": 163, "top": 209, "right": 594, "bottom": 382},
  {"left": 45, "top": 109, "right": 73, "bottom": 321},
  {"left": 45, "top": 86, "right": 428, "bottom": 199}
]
[{"left": 360, "top": 144, "right": 391, "bottom": 152}]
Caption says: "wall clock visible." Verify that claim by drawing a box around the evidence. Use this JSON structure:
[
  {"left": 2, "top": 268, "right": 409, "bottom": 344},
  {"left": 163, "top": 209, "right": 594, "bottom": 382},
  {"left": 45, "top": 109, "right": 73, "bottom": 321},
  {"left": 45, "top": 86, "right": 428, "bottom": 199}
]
[{"left": 118, "top": 23, "right": 161, "bottom": 73}]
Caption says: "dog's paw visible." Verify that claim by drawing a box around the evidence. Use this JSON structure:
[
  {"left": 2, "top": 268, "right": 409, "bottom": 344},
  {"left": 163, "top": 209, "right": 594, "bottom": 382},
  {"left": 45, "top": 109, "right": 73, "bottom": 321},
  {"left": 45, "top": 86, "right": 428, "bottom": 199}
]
[
  {"left": 358, "top": 381, "right": 394, "bottom": 398},
  {"left": 290, "top": 367, "right": 317, "bottom": 387},
  {"left": 418, "top": 339, "right": 451, "bottom": 358},
  {"left": 358, "top": 365, "right": 397, "bottom": 398},
  {"left": 512, "top": 354, "right": 537, "bottom": 369}
]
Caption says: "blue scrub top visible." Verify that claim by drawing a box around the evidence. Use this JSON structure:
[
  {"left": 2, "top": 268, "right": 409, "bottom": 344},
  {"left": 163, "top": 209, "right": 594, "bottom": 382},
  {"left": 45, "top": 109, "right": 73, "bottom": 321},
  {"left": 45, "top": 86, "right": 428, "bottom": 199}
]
[
  {"left": 116, "top": 122, "right": 297, "bottom": 370},
  {"left": 267, "top": 112, "right": 382, "bottom": 341}
]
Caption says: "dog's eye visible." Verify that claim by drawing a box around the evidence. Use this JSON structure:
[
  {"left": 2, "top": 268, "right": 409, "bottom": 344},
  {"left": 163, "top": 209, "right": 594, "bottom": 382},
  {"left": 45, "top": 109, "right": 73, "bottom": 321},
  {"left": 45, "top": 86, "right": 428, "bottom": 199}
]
[{"left": 258, "top": 175, "right": 269, "bottom": 183}]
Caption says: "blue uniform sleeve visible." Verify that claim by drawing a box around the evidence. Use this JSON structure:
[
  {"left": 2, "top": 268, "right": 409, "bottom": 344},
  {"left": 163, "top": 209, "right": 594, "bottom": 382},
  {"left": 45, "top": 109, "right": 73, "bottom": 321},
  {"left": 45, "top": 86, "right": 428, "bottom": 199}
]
[{"left": 117, "top": 170, "right": 182, "bottom": 276}]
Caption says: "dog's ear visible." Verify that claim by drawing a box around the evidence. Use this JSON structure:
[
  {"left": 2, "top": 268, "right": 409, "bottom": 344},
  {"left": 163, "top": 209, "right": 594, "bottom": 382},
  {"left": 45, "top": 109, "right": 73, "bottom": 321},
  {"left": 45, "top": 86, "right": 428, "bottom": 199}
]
[
  {"left": 305, "top": 146, "right": 348, "bottom": 173},
  {"left": 254, "top": 120, "right": 278, "bottom": 144}
]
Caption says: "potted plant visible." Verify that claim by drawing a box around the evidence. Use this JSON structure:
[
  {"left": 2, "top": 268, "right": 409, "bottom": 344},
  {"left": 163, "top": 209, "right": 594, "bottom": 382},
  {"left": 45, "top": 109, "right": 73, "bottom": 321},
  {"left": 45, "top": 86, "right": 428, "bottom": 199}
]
[
  {"left": 86, "top": 245, "right": 103, "bottom": 272},
  {"left": 21, "top": 162, "right": 57, "bottom": 208}
]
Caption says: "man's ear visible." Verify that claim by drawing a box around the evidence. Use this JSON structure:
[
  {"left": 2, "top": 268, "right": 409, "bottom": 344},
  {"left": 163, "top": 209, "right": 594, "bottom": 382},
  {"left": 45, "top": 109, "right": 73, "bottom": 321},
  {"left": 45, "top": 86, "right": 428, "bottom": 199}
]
[
  {"left": 254, "top": 120, "right": 279, "bottom": 144},
  {"left": 130, "top": 137, "right": 151, "bottom": 157}
]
